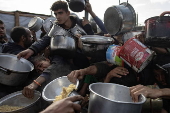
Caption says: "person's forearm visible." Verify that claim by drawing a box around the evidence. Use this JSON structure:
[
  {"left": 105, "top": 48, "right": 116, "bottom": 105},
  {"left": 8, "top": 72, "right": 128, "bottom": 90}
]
[
  {"left": 104, "top": 75, "right": 111, "bottom": 83},
  {"left": 159, "top": 88, "right": 170, "bottom": 99},
  {"left": 89, "top": 11, "right": 96, "bottom": 18},
  {"left": 82, "top": 65, "right": 97, "bottom": 75},
  {"left": 35, "top": 76, "right": 46, "bottom": 85},
  {"left": 93, "top": 16, "right": 108, "bottom": 34},
  {"left": 29, "top": 76, "right": 46, "bottom": 90},
  {"left": 29, "top": 36, "right": 51, "bottom": 54}
]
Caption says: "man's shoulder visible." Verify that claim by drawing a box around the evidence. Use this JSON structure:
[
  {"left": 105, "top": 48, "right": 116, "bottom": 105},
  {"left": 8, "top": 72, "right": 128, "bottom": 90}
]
[{"left": 70, "top": 16, "right": 82, "bottom": 26}]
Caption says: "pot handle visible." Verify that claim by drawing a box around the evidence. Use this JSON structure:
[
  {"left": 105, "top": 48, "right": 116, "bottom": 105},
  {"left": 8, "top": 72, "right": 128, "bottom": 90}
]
[
  {"left": 0, "top": 67, "right": 11, "bottom": 75},
  {"left": 160, "top": 11, "right": 170, "bottom": 16}
]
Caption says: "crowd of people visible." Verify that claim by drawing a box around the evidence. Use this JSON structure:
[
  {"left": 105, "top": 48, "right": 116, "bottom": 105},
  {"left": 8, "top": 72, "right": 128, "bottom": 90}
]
[{"left": 0, "top": 0, "right": 170, "bottom": 113}]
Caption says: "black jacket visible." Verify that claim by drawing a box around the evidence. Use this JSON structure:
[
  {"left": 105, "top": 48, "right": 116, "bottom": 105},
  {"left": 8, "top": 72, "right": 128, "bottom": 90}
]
[{"left": 2, "top": 42, "right": 25, "bottom": 55}]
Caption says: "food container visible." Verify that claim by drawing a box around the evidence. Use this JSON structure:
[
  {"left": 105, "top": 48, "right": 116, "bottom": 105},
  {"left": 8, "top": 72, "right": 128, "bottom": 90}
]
[
  {"left": 145, "top": 11, "right": 170, "bottom": 47},
  {"left": 0, "top": 90, "right": 41, "bottom": 113},
  {"left": 88, "top": 83, "right": 146, "bottom": 113},
  {"left": 104, "top": 2, "right": 136, "bottom": 35},
  {"left": 80, "top": 35, "right": 114, "bottom": 58},
  {"left": 42, "top": 76, "right": 79, "bottom": 102},
  {"left": 28, "top": 16, "right": 44, "bottom": 32},
  {"left": 119, "top": 37, "right": 155, "bottom": 72},
  {"left": 0, "top": 53, "right": 34, "bottom": 86},
  {"left": 106, "top": 44, "right": 124, "bottom": 66},
  {"left": 48, "top": 24, "right": 76, "bottom": 58}
]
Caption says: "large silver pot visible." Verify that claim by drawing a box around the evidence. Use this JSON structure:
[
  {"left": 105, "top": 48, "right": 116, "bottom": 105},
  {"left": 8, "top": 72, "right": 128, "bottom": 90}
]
[
  {"left": 104, "top": 2, "right": 136, "bottom": 35},
  {"left": 0, "top": 90, "right": 41, "bottom": 113},
  {"left": 88, "top": 83, "right": 146, "bottom": 113},
  {"left": 49, "top": 24, "right": 76, "bottom": 58},
  {"left": 50, "top": 35, "right": 76, "bottom": 58},
  {"left": 0, "top": 54, "right": 34, "bottom": 86},
  {"left": 80, "top": 35, "right": 114, "bottom": 58}
]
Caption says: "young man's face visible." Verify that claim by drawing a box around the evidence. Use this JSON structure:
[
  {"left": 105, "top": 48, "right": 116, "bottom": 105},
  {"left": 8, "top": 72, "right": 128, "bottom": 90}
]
[
  {"left": 0, "top": 24, "right": 6, "bottom": 38},
  {"left": 53, "top": 9, "right": 70, "bottom": 24},
  {"left": 34, "top": 59, "right": 51, "bottom": 74}
]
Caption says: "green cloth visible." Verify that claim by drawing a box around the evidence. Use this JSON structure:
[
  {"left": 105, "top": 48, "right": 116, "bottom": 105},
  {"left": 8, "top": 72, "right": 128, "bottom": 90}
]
[{"left": 84, "top": 75, "right": 98, "bottom": 84}]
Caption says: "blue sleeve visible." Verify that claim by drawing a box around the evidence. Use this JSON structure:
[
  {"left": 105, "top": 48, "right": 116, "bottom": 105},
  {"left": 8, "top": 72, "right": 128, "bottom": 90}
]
[
  {"left": 29, "top": 36, "right": 51, "bottom": 55},
  {"left": 93, "top": 16, "right": 108, "bottom": 34}
]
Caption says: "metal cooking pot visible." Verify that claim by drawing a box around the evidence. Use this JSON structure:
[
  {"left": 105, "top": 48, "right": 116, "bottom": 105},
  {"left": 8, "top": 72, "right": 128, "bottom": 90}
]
[
  {"left": 88, "top": 83, "right": 146, "bottom": 113},
  {"left": 80, "top": 35, "right": 114, "bottom": 58},
  {"left": 70, "top": 24, "right": 87, "bottom": 36},
  {"left": 104, "top": 2, "right": 136, "bottom": 35},
  {"left": 66, "top": 0, "right": 85, "bottom": 12},
  {"left": 0, "top": 90, "right": 41, "bottom": 113},
  {"left": 0, "top": 54, "right": 34, "bottom": 86},
  {"left": 145, "top": 11, "right": 170, "bottom": 47},
  {"left": 49, "top": 24, "right": 76, "bottom": 58},
  {"left": 50, "top": 35, "right": 76, "bottom": 58},
  {"left": 28, "top": 16, "right": 44, "bottom": 32},
  {"left": 43, "top": 16, "right": 56, "bottom": 33},
  {"left": 48, "top": 24, "right": 72, "bottom": 37}
]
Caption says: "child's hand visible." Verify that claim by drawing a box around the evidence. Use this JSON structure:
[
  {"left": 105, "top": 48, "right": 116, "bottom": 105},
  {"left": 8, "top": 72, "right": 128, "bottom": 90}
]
[{"left": 22, "top": 82, "right": 38, "bottom": 99}]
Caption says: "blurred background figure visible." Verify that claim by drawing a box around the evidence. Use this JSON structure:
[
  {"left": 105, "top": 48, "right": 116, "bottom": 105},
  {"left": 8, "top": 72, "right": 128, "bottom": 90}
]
[{"left": 0, "top": 20, "right": 8, "bottom": 52}]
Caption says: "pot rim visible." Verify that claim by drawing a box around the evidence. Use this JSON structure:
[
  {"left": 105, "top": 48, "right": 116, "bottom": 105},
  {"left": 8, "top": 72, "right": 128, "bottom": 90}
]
[
  {"left": 42, "top": 76, "right": 79, "bottom": 102},
  {"left": 144, "top": 16, "right": 170, "bottom": 23},
  {"left": 0, "top": 90, "right": 41, "bottom": 112},
  {"left": 89, "top": 83, "right": 146, "bottom": 104},
  {"left": 81, "top": 35, "right": 114, "bottom": 44},
  {"left": 0, "top": 53, "right": 34, "bottom": 73}
]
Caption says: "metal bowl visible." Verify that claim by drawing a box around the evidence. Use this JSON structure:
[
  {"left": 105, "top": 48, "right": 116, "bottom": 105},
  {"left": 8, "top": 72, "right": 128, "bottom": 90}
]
[
  {"left": 42, "top": 76, "right": 79, "bottom": 102},
  {"left": 0, "top": 90, "right": 41, "bottom": 113}
]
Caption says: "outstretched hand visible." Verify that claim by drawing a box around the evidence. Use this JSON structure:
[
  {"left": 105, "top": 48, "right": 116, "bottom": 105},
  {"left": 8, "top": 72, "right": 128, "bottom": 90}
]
[
  {"left": 129, "top": 85, "right": 161, "bottom": 102},
  {"left": 17, "top": 49, "right": 34, "bottom": 59},
  {"left": 40, "top": 95, "right": 84, "bottom": 113},
  {"left": 67, "top": 69, "right": 86, "bottom": 84}
]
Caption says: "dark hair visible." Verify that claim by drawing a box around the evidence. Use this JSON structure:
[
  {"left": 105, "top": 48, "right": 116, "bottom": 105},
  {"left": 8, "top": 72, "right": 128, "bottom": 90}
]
[
  {"left": 0, "top": 20, "right": 4, "bottom": 24},
  {"left": 32, "top": 55, "right": 47, "bottom": 65},
  {"left": 10, "top": 26, "right": 27, "bottom": 43},
  {"left": 50, "top": 0, "right": 68, "bottom": 12}
]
